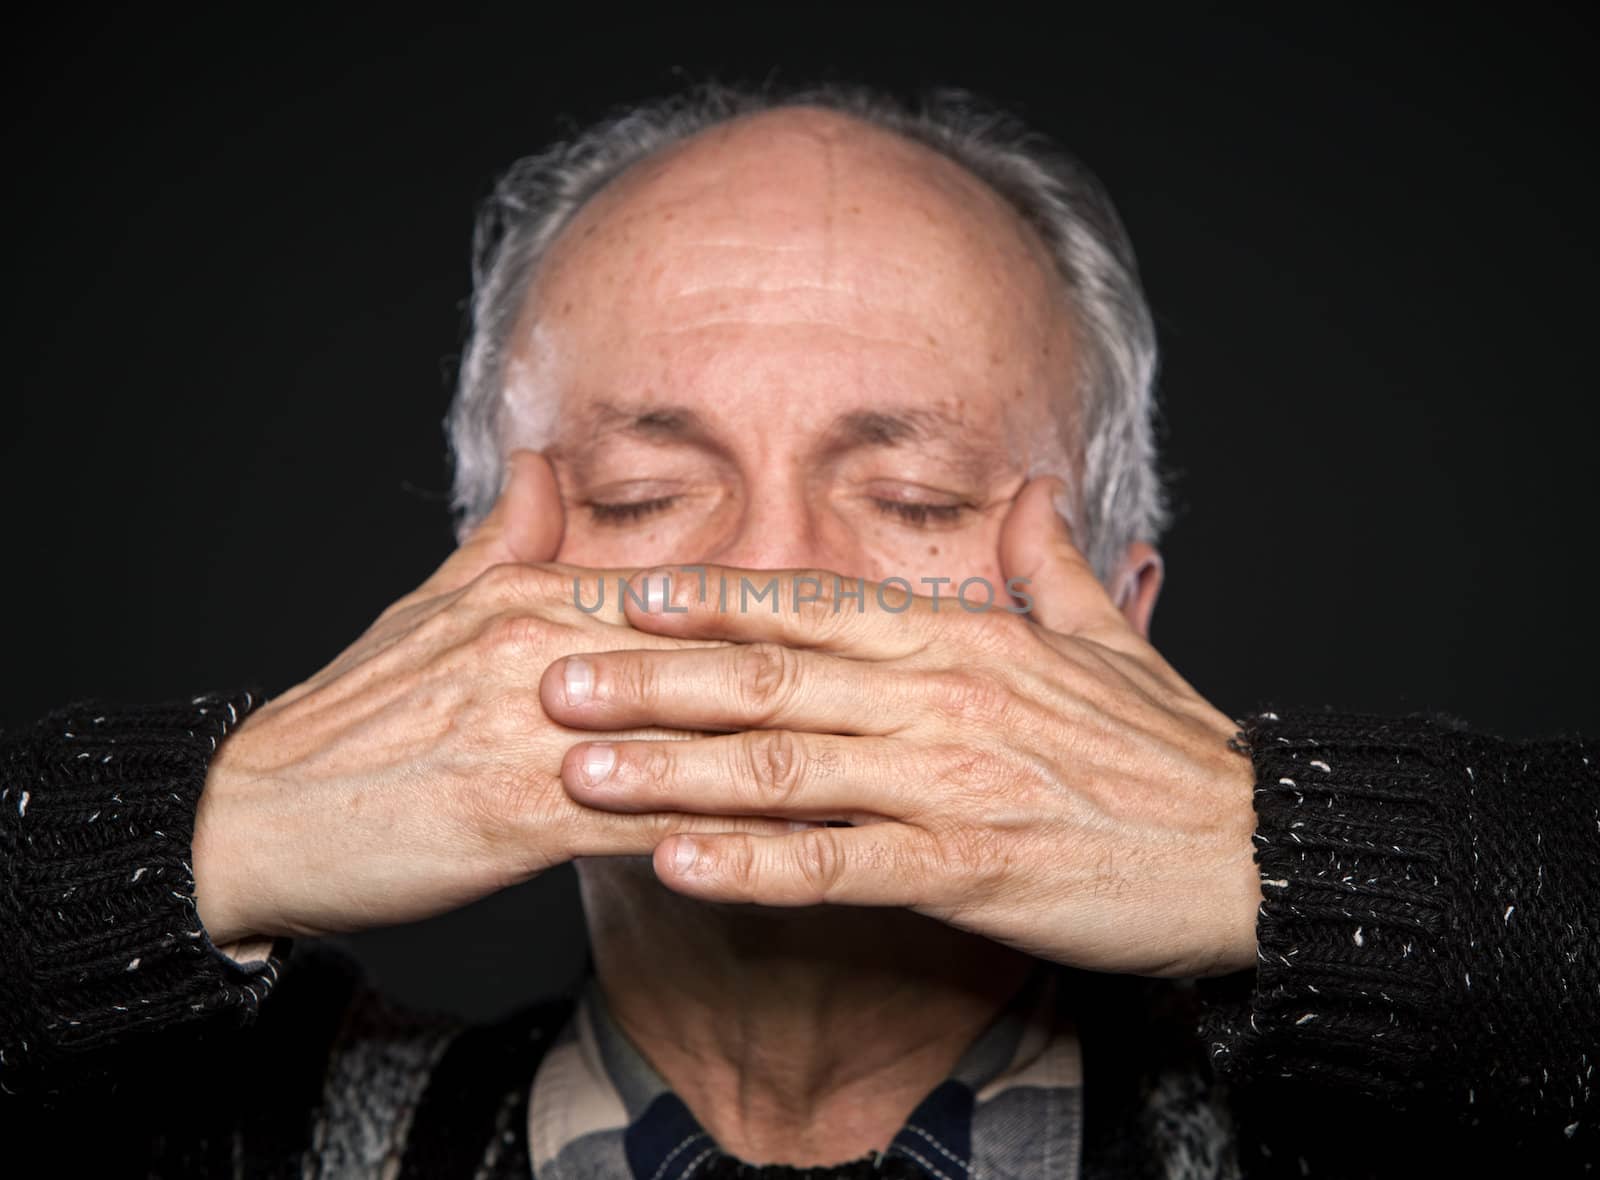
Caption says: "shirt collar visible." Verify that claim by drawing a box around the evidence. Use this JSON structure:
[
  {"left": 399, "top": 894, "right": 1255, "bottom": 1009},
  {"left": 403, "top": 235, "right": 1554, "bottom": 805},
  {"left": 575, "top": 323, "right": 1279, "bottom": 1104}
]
[{"left": 528, "top": 964, "right": 1082, "bottom": 1180}]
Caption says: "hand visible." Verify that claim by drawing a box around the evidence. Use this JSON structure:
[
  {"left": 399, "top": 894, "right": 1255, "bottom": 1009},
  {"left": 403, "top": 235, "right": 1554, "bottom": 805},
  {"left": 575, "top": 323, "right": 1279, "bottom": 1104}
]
[
  {"left": 541, "top": 479, "right": 1262, "bottom": 979},
  {"left": 191, "top": 450, "right": 784, "bottom": 950}
]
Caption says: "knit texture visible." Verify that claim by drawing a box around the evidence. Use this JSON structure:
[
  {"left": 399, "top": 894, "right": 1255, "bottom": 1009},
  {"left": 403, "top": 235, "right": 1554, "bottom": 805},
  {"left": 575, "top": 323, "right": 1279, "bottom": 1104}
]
[
  {"left": 1201, "top": 708, "right": 1600, "bottom": 1157},
  {"left": 3, "top": 694, "right": 1597, "bottom": 1176},
  {"left": 0, "top": 690, "right": 289, "bottom": 1097}
]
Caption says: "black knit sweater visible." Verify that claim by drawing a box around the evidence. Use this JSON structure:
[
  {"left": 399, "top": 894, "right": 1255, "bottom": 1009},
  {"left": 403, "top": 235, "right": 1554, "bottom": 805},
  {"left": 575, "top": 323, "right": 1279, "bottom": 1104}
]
[{"left": 1, "top": 692, "right": 1596, "bottom": 1177}]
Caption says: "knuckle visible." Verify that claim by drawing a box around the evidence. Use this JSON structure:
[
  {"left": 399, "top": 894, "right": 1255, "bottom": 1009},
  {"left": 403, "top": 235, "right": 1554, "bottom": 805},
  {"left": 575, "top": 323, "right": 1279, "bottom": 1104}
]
[
  {"left": 793, "top": 828, "right": 844, "bottom": 901},
  {"left": 465, "top": 563, "right": 562, "bottom": 610},
  {"left": 720, "top": 836, "right": 758, "bottom": 892},
  {"left": 464, "top": 562, "right": 525, "bottom": 606},
  {"left": 474, "top": 612, "right": 548, "bottom": 659},
  {"left": 634, "top": 742, "right": 675, "bottom": 799},
  {"left": 731, "top": 642, "right": 801, "bottom": 721},
  {"left": 926, "top": 669, "right": 1010, "bottom": 723},
  {"left": 857, "top": 836, "right": 897, "bottom": 875},
  {"left": 744, "top": 730, "right": 804, "bottom": 806},
  {"left": 616, "top": 653, "right": 663, "bottom": 712}
]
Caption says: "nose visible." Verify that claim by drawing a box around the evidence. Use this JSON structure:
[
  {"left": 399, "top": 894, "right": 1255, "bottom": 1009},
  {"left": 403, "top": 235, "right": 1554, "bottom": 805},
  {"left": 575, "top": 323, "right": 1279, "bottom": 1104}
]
[{"left": 705, "top": 482, "right": 843, "bottom": 574}]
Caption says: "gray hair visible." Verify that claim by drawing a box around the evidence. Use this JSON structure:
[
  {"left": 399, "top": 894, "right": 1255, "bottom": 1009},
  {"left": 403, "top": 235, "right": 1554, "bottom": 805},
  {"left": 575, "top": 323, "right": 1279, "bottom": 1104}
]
[{"left": 446, "top": 82, "right": 1166, "bottom": 584}]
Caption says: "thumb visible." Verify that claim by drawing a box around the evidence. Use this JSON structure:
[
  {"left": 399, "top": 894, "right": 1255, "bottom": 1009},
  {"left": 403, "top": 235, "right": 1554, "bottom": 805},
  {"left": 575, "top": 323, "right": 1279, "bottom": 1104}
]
[
  {"left": 999, "top": 477, "right": 1123, "bottom": 636},
  {"left": 426, "top": 449, "right": 565, "bottom": 596}
]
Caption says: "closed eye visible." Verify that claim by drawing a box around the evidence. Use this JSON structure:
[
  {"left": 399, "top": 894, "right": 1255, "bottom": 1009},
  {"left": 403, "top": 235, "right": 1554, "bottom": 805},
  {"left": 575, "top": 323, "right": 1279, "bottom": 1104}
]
[
  {"left": 587, "top": 495, "right": 680, "bottom": 524},
  {"left": 871, "top": 499, "right": 967, "bottom": 527}
]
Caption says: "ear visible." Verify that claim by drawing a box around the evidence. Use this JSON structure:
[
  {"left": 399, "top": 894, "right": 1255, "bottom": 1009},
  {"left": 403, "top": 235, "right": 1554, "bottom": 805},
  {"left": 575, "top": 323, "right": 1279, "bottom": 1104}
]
[{"left": 1109, "top": 541, "right": 1164, "bottom": 639}]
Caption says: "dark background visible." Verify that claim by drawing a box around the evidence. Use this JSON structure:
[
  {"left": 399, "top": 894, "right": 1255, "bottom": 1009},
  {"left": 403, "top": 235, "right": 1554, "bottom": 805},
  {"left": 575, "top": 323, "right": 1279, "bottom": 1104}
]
[{"left": 4, "top": 10, "right": 1595, "bottom": 1020}]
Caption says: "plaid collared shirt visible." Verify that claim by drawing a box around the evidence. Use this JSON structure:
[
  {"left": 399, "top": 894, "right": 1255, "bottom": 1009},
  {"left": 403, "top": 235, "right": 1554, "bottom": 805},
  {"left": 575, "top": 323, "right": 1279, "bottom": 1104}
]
[{"left": 526, "top": 965, "right": 1084, "bottom": 1179}]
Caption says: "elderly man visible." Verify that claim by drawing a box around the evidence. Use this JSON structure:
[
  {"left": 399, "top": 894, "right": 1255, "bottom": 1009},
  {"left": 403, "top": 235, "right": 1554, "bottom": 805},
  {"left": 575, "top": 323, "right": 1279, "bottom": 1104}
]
[{"left": 2, "top": 84, "right": 1594, "bottom": 1178}]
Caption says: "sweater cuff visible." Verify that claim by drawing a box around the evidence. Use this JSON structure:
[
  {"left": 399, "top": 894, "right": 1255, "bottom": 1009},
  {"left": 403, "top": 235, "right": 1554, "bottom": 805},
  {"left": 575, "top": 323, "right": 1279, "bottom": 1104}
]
[
  {"left": 0, "top": 690, "right": 291, "bottom": 1094},
  {"left": 1199, "top": 709, "right": 1457, "bottom": 1103}
]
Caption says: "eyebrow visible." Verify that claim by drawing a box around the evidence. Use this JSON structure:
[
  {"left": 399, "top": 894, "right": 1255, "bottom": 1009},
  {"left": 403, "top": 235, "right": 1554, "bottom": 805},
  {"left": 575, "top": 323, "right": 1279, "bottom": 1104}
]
[
  {"left": 816, "top": 407, "right": 1017, "bottom": 489},
  {"left": 554, "top": 401, "right": 721, "bottom": 453},
  {"left": 819, "top": 408, "right": 969, "bottom": 452},
  {"left": 556, "top": 399, "right": 1009, "bottom": 481}
]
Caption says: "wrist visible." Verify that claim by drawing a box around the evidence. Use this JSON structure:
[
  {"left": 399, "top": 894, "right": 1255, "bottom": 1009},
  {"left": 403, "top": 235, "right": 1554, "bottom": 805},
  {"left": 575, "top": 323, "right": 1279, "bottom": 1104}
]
[
  {"left": 192, "top": 760, "right": 256, "bottom": 948},
  {"left": 1204, "top": 740, "right": 1264, "bottom": 976},
  {"left": 1215, "top": 842, "right": 1264, "bottom": 976}
]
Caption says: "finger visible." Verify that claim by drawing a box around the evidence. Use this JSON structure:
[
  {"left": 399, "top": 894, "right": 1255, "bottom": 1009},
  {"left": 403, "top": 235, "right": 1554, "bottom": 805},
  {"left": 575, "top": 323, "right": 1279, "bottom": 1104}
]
[
  {"left": 542, "top": 564, "right": 704, "bottom": 631},
  {"left": 540, "top": 644, "right": 916, "bottom": 734},
  {"left": 652, "top": 825, "right": 931, "bottom": 907},
  {"left": 561, "top": 731, "right": 915, "bottom": 821},
  {"left": 998, "top": 477, "right": 1127, "bottom": 637},
  {"left": 565, "top": 807, "right": 802, "bottom": 859},
  {"left": 457, "top": 559, "right": 682, "bottom": 630},
  {"left": 617, "top": 565, "right": 939, "bottom": 659},
  {"left": 418, "top": 449, "right": 565, "bottom": 599}
]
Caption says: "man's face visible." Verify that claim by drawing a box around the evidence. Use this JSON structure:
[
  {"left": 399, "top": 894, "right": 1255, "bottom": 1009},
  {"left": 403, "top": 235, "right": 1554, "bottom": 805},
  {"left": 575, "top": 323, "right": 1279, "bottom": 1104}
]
[{"left": 507, "top": 108, "right": 1078, "bottom": 588}]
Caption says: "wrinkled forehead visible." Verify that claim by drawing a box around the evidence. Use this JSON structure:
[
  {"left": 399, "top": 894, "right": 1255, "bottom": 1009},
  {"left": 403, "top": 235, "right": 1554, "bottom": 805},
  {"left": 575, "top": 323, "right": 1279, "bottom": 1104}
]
[
  {"left": 505, "top": 108, "right": 1078, "bottom": 463},
  {"left": 528, "top": 107, "right": 1069, "bottom": 345}
]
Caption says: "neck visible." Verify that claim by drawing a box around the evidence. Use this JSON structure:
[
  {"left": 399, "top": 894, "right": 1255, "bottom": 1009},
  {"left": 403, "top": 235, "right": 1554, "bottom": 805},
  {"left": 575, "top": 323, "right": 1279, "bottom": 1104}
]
[{"left": 579, "top": 861, "right": 1033, "bottom": 1166}]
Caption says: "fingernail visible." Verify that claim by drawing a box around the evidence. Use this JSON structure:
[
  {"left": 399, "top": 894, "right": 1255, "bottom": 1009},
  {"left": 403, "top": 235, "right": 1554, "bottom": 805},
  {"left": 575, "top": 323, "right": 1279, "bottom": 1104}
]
[
  {"left": 644, "top": 571, "right": 672, "bottom": 613},
  {"left": 564, "top": 657, "right": 593, "bottom": 705},
  {"left": 672, "top": 838, "right": 700, "bottom": 874},
  {"left": 581, "top": 743, "right": 615, "bottom": 783}
]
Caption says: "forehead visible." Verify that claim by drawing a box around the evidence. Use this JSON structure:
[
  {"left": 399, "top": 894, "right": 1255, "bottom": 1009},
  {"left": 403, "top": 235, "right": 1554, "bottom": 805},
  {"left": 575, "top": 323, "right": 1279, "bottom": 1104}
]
[
  {"left": 509, "top": 107, "right": 1075, "bottom": 454},
  {"left": 533, "top": 107, "right": 1064, "bottom": 333}
]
